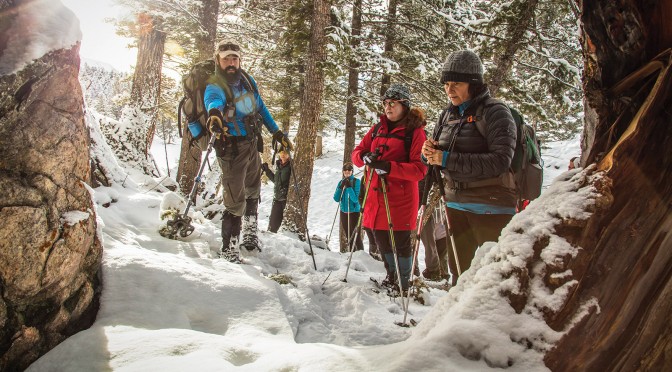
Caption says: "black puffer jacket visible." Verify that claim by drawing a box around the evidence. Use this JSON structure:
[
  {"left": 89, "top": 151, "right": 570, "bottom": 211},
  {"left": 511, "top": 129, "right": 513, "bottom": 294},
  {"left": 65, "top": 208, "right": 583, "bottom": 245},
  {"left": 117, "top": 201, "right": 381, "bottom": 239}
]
[{"left": 432, "top": 89, "right": 517, "bottom": 207}]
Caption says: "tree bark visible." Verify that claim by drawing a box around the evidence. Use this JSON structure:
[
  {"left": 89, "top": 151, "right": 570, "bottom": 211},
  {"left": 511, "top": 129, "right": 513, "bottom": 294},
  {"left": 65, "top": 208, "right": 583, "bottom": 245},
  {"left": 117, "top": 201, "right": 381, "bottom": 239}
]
[
  {"left": 543, "top": 0, "right": 672, "bottom": 370},
  {"left": 130, "top": 13, "right": 166, "bottom": 157},
  {"left": 176, "top": 0, "right": 219, "bottom": 195},
  {"left": 379, "top": 0, "right": 398, "bottom": 97},
  {"left": 343, "top": 0, "right": 362, "bottom": 165},
  {"left": 487, "top": 0, "right": 539, "bottom": 97},
  {"left": 283, "top": 0, "right": 330, "bottom": 235}
]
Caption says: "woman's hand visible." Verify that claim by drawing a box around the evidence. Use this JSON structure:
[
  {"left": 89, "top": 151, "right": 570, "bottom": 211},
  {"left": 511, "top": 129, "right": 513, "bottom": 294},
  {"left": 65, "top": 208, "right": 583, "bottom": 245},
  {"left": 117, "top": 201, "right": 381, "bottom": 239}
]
[{"left": 422, "top": 139, "right": 442, "bottom": 165}]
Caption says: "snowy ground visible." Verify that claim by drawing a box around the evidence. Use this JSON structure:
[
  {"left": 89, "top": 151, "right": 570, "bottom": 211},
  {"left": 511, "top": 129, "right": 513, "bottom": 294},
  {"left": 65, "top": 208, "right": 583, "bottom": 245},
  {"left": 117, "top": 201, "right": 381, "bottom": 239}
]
[{"left": 28, "top": 120, "right": 583, "bottom": 371}]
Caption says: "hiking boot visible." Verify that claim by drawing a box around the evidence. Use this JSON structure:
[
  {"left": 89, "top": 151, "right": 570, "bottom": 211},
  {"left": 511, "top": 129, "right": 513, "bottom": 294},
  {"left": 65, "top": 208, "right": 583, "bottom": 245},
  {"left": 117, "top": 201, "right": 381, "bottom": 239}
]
[
  {"left": 422, "top": 268, "right": 442, "bottom": 281},
  {"left": 240, "top": 216, "right": 261, "bottom": 252},
  {"left": 220, "top": 210, "right": 242, "bottom": 261},
  {"left": 370, "top": 252, "right": 382, "bottom": 261},
  {"left": 220, "top": 236, "right": 241, "bottom": 263},
  {"left": 381, "top": 272, "right": 396, "bottom": 289},
  {"left": 240, "top": 198, "right": 261, "bottom": 252}
]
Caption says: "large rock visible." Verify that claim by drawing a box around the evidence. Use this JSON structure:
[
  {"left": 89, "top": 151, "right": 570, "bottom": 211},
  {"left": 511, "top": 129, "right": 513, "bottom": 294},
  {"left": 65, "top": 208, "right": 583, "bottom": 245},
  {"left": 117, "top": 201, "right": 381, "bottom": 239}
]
[{"left": 0, "top": 44, "right": 103, "bottom": 370}]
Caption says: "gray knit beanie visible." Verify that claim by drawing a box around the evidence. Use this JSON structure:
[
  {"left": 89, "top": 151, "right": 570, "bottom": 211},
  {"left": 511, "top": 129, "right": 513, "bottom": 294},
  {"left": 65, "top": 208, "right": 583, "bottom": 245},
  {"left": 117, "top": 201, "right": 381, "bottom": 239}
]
[
  {"left": 440, "top": 50, "right": 484, "bottom": 84},
  {"left": 382, "top": 83, "right": 412, "bottom": 108}
]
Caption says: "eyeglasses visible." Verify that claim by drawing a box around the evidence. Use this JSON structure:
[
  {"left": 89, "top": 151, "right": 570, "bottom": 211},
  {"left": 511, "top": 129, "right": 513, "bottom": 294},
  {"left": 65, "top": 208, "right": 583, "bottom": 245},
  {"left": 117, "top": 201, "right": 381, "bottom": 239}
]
[
  {"left": 218, "top": 43, "right": 240, "bottom": 52},
  {"left": 382, "top": 100, "right": 405, "bottom": 108}
]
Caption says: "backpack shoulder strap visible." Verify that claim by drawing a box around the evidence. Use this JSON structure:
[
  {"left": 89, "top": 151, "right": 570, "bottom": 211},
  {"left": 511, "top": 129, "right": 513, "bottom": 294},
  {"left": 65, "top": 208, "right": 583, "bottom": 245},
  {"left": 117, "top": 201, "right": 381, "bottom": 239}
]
[{"left": 474, "top": 97, "right": 508, "bottom": 138}]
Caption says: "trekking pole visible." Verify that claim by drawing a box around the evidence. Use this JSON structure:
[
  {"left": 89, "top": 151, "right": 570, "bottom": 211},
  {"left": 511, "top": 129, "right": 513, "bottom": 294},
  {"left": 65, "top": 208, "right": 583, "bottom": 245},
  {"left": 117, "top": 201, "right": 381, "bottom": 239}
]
[
  {"left": 433, "top": 166, "right": 462, "bottom": 276},
  {"left": 400, "top": 170, "right": 434, "bottom": 325},
  {"left": 325, "top": 191, "right": 343, "bottom": 246},
  {"left": 342, "top": 167, "right": 375, "bottom": 282},
  {"left": 287, "top": 154, "right": 317, "bottom": 270},
  {"left": 379, "top": 175, "right": 407, "bottom": 313},
  {"left": 163, "top": 134, "right": 218, "bottom": 239}
]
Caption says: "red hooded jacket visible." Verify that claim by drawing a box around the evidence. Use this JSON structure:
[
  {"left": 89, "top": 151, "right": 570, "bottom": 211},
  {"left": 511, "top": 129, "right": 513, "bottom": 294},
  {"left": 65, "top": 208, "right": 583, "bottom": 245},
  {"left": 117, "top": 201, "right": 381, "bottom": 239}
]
[{"left": 352, "top": 108, "right": 427, "bottom": 231}]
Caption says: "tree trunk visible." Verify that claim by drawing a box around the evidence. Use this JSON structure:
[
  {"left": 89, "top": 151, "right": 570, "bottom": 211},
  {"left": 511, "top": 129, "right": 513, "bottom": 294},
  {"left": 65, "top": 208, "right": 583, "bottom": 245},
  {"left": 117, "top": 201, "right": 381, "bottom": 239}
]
[
  {"left": 487, "top": 0, "right": 539, "bottom": 97},
  {"left": 176, "top": 0, "right": 219, "bottom": 194},
  {"left": 543, "top": 0, "right": 672, "bottom": 370},
  {"left": 283, "top": 0, "right": 330, "bottom": 235},
  {"left": 130, "top": 13, "right": 166, "bottom": 157},
  {"left": 343, "top": 0, "right": 362, "bottom": 164},
  {"left": 379, "top": 0, "right": 398, "bottom": 97}
]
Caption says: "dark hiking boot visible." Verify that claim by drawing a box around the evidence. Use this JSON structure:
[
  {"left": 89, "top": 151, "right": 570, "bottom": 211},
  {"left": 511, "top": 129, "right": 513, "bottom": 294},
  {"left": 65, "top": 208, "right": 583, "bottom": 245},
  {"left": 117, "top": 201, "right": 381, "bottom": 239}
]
[
  {"left": 381, "top": 272, "right": 396, "bottom": 289},
  {"left": 220, "top": 236, "right": 241, "bottom": 263},
  {"left": 240, "top": 198, "right": 261, "bottom": 252},
  {"left": 220, "top": 211, "right": 242, "bottom": 263},
  {"left": 422, "top": 268, "right": 442, "bottom": 281},
  {"left": 240, "top": 215, "right": 261, "bottom": 251}
]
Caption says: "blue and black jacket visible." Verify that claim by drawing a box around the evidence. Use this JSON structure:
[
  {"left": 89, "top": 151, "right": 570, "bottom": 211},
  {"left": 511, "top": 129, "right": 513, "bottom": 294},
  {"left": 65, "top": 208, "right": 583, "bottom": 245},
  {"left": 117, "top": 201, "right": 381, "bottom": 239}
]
[{"left": 333, "top": 176, "right": 361, "bottom": 213}]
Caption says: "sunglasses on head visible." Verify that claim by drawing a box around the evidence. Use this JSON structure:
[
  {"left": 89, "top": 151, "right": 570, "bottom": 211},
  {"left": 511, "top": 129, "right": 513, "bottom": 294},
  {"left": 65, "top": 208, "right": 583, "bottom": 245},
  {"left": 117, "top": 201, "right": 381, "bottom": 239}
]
[
  {"left": 219, "top": 43, "right": 240, "bottom": 52},
  {"left": 382, "top": 100, "right": 406, "bottom": 108}
]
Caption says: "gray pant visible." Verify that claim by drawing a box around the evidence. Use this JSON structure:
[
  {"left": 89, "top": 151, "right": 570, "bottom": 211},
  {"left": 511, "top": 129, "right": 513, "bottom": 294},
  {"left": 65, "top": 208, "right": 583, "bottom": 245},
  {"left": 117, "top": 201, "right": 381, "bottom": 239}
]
[
  {"left": 216, "top": 138, "right": 261, "bottom": 217},
  {"left": 421, "top": 209, "right": 447, "bottom": 273}
]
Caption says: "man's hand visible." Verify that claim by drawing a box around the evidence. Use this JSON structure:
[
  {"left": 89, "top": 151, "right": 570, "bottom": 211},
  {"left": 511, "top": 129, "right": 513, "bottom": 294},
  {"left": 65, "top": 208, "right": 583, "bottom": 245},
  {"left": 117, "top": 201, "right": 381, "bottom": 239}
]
[
  {"left": 207, "top": 109, "right": 226, "bottom": 138},
  {"left": 273, "top": 131, "right": 293, "bottom": 151},
  {"left": 261, "top": 163, "right": 270, "bottom": 172}
]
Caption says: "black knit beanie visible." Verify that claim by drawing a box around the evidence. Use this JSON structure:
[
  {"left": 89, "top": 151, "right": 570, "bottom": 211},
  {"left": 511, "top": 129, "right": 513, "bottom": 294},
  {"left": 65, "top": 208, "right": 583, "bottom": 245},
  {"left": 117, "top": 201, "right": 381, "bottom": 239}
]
[
  {"left": 382, "top": 83, "right": 412, "bottom": 108},
  {"left": 440, "top": 50, "right": 484, "bottom": 84}
]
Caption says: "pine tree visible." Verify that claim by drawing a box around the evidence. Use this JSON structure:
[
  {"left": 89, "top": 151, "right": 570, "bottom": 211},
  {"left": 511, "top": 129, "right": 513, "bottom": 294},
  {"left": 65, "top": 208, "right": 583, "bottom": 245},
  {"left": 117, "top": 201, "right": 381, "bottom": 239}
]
[{"left": 283, "top": 0, "right": 331, "bottom": 236}]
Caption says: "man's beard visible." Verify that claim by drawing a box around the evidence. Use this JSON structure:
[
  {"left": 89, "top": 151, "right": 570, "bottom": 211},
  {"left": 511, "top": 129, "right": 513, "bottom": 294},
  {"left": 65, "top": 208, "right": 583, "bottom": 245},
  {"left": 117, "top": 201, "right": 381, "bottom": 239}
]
[{"left": 225, "top": 66, "right": 242, "bottom": 84}]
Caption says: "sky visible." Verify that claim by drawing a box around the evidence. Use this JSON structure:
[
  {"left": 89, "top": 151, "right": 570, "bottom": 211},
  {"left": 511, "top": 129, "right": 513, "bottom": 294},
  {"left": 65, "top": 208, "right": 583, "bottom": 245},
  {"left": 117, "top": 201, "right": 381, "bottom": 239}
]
[
  {"left": 61, "top": 0, "right": 136, "bottom": 72},
  {"left": 24, "top": 106, "right": 586, "bottom": 371}
]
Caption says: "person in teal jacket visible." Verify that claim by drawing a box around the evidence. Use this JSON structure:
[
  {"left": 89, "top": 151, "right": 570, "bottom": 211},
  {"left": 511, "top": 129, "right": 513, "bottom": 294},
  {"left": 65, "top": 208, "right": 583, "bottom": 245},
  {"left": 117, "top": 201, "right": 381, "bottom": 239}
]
[{"left": 333, "top": 162, "right": 363, "bottom": 252}]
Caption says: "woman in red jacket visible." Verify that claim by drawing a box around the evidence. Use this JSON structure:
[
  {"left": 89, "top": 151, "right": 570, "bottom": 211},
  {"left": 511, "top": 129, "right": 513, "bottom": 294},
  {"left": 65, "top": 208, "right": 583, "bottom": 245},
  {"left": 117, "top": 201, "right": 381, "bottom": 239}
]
[{"left": 351, "top": 83, "right": 427, "bottom": 292}]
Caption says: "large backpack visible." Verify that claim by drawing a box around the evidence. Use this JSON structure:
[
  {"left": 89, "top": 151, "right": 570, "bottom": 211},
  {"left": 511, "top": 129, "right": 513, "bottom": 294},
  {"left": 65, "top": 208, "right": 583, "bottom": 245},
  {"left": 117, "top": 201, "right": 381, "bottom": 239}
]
[
  {"left": 177, "top": 60, "right": 259, "bottom": 151},
  {"left": 178, "top": 59, "right": 216, "bottom": 151},
  {"left": 474, "top": 98, "right": 543, "bottom": 204}
]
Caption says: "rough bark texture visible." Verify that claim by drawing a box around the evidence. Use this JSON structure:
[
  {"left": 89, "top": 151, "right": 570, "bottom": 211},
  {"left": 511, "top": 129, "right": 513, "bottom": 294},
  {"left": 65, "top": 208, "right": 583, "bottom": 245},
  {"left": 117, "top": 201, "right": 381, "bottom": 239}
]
[
  {"left": 283, "top": 0, "right": 330, "bottom": 235},
  {"left": 487, "top": 0, "right": 540, "bottom": 97},
  {"left": 379, "top": 0, "right": 397, "bottom": 97},
  {"left": 0, "top": 45, "right": 102, "bottom": 371},
  {"left": 176, "top": 0, "right": 220, "bottom": 195},
  {"left": 543, "top": 0, "right": 672, "bottom": 370},
  {"left": 343, "top": 0, "right": 362, "bottom": 165}
]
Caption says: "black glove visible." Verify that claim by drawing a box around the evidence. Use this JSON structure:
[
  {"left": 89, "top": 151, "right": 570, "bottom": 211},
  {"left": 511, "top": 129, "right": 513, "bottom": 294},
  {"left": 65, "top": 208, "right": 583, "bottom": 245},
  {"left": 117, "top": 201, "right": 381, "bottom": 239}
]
[
  {"left": 361, "top": 151, "right": 380, "bottom": 164},
  {"left": 207, "top": 108, "right": 226, "bottom": 137},
  {"left": 369, "top": 160, "right": 391, "bottom": 175},
  {"left": 341, "top": 178, "right": 351, "bottom": 189},
  {"left": 261, "top": 163, "right": 270, "bottom": 172},
  {"left": 272, "top": 130, "right": 294, "bottom": 151}
]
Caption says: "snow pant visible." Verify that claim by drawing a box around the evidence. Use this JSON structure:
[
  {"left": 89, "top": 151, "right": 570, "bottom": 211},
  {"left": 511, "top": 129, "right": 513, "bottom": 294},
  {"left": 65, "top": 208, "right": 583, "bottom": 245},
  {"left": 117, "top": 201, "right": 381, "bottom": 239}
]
[
  {"left": 216, "top": 137, "right": 261, "bottom": 217},
  {"left": 363, "top": 227, "right": 380, "bottom": 258},
  {"left": 340, "top": 211, "right": 363, "bottom": 252},
  {"left": 268, "top": 199, "right": 286, "bottom": 233},
  {"left": 445, "top": 208, "right": 513, "bottom": 281},
  {"left": 421, "top": 212, "right": 448, "bottom": 276},
  {"left": 372, "top": 230, "right": 412, "bottom": 290}
]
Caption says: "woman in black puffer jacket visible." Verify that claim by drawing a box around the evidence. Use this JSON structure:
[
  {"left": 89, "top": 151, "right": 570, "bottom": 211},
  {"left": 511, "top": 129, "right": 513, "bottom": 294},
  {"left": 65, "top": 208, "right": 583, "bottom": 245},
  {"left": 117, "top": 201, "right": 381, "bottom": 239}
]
[{"left": 422, "top": 50, "right": 517, "bottom": 282}]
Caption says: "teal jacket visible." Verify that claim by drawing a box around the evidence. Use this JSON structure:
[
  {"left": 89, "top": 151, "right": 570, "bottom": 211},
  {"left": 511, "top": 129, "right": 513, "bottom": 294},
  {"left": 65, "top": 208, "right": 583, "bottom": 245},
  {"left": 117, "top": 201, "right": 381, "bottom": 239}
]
[{"left": 333, "top": 176, "right": 361, "bottom": 213}]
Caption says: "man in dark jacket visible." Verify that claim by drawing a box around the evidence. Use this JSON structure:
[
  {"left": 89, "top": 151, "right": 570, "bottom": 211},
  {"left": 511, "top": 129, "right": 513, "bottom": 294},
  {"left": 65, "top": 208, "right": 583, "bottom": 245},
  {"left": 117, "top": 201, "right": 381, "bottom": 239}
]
[
  {"left": 421, "top": 49, "right": 517, "bottom": 281},
  {"left": 262, "top": 150, "right": 291, "bottom": 233},
  {"left": 205, "top": 39, "right": 292, "bottom": 263}
]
